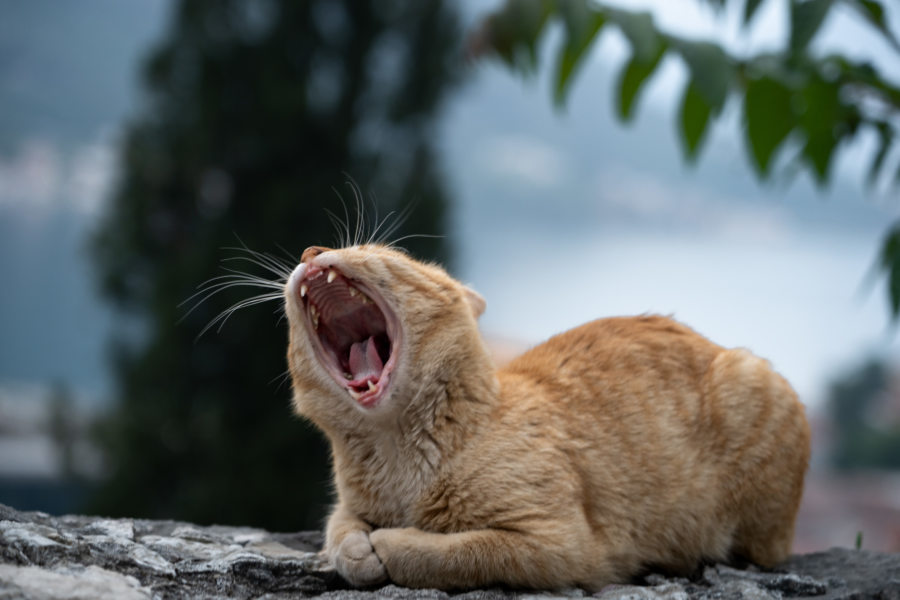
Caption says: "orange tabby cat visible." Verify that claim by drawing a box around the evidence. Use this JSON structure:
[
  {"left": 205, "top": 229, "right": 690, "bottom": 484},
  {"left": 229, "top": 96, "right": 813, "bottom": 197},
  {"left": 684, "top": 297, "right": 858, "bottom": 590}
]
[{"left": 283, "top": 243, "right": 810, "bottom": 590}]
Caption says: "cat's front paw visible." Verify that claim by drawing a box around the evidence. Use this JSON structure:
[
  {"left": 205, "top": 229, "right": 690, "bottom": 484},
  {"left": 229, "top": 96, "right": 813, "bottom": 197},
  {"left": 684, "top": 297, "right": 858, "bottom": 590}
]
[
  {"left": 332, "top": 530, "right": 387, "bottom": 587},
  {"left": 369, "top": 527, "right": 425, "bottom": 587}
]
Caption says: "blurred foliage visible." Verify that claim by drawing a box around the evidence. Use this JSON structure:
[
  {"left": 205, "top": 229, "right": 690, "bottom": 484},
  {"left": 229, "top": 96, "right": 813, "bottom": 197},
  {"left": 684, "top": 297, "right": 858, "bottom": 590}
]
[
  {"left": 471, "top": 0, "right": 900, "bottom": 320},
  {"left": 89, "top": 0, "right": 461, "bottom": 530},
  {"left": 828, "top": 359, "right": 900, "bottom": 469}
]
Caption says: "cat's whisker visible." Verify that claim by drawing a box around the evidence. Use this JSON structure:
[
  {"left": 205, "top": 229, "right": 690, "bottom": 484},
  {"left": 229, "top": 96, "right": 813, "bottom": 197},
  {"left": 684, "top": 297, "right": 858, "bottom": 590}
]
[
  {"left": 222, "top": 250, "right": 293, "bottom": 280},
  {"left": 181, "top": 237, "right": 291, "bottom": 339},
  {"left": 373, "top": 201, "right": 416, "bottom": 247},
  {"left": 180, "top": 273, "right": 281, "bottom": 311},
  {"left": 384, "top": 233, "right": 444, "bottom": 247},
  {"left": 366, "top": 209, "right": 399, "bottom": 247},
  {"left": 325, "top": 207, "right": 351, "bottom": 250},
  {"left": 335, "top": 178, "right": 366, "bottom": 248},
  {"left": 225, "top": 235, "right": 295, "bottom": 277},
  {"left": 217, "top": 266, "right": 286, "bottom": 285},
  {"left": 274, "top": 242, "right": 299, "bottom": 266},
  {"left": 268, "top": 368, "right": 293, "bottom": 391},
  {"left": 197, "top": 292, "right": 284, "bottom": 339}
]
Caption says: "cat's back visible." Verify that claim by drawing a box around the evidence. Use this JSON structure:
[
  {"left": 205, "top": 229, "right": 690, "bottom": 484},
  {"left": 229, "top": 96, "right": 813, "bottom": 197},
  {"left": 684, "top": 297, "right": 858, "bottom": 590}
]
[
  {"left": 501, "top": 315, "right": 721, "bottom": 402},
  {"left": 492, "top": 314, "right": 808, "bottom": 570}
]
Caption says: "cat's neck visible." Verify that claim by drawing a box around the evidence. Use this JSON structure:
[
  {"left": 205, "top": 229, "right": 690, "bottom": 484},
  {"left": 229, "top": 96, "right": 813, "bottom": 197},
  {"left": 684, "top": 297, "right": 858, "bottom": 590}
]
[{"left": 329, "top": 348, "right": 498, "bottom": 497}]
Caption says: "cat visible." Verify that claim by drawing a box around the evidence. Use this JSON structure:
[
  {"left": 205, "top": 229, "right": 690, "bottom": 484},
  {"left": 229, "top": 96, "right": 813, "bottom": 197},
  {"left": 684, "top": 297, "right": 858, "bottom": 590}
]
[{"left": 282, "top": 243, "right": 810, "bottom": 591}]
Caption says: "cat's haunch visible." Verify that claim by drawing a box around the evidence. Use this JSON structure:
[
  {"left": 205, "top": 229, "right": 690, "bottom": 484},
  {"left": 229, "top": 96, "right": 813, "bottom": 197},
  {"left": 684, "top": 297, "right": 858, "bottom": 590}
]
[{"left": 283, "top": 244, "right": 810, "bottom": 590}]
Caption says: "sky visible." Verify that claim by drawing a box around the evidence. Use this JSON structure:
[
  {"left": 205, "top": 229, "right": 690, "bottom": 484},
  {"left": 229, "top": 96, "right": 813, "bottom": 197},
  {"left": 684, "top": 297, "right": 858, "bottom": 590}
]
[
  {"left": 0, "top": 0, "right": 172, "bottom": 401},
  {"left": 445, "top": 0, "right": 900, "bottom": 410},
  {"left": 0, "top": 0, "right": 899, "bottom": 414}
]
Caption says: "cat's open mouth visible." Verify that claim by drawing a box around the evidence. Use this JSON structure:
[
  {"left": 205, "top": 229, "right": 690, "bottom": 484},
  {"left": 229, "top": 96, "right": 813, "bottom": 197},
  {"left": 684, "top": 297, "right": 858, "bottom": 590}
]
[{"left": 295, "top": 265, "right": 399, "bottom": 408}]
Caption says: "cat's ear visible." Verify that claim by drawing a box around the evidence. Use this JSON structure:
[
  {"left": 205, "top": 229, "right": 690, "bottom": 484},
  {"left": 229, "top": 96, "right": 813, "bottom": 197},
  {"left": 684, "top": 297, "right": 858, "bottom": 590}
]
[{"left": 463, "top": 285, "right": 486, "bottom": 319}]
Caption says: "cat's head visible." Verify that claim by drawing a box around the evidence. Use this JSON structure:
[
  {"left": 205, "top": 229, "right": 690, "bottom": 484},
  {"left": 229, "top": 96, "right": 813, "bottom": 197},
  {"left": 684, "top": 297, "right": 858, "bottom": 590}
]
[{"left": 284, "top": 244, "right": 488, "bottom": 424}]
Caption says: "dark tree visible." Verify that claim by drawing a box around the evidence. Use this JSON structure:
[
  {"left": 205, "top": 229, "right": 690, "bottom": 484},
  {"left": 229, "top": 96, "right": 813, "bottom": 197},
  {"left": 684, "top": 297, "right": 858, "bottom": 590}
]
[
  {"left": 89, "top": 0, "right": 461, "bottom": 530},
  {"left": 828, "top": 360, "right": 900, "bottom": 470}
]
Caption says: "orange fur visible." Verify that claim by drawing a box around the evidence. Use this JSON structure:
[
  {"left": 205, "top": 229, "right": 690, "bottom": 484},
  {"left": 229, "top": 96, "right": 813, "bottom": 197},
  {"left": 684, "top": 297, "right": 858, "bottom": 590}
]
[{"left": 283, "top": 244, "right": 810, "bottom": 590}]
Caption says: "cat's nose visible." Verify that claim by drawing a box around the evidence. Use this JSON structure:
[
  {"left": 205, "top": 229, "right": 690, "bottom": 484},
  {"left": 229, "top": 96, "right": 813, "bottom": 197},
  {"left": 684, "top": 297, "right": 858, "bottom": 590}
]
[{"left": 301, "top": 245, "right": 330, "bottom": 263}]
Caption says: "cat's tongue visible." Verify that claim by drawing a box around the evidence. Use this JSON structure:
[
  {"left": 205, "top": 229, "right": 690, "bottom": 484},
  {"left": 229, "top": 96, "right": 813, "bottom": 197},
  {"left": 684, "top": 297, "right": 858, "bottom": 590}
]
[{"left": 348, "top": 336, "right": 384, "bottom": 382}]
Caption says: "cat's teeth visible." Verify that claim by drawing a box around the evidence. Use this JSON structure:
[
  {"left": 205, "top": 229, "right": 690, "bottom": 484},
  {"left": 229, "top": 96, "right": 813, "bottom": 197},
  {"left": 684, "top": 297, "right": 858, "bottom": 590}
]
[
  {"left": 327, "top": 270, "right": 337, "bottom": 284},
  {"left": 348, "top": 389, "right": 362, "bottom": 400},
  {"left": 344, "top": 372, "right": 352, "bottom": 380},
  {"left": 348, "top": 288, "right": 358, "bottom": 298},
  {"left": 300, "top": 284, "right": 308, "bottom": 298},
  {"left": 367, "top": 380, "right": 377, "bottom": 392},
  {"left": 310, "top": 305, "right": 319, "bottom": 328}
]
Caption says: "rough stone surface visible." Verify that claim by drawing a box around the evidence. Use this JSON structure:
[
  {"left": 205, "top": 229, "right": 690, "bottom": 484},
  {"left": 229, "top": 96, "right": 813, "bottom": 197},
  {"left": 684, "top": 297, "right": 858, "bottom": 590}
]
[{"left": 0, "top": 503, "right": 897, "bottom": 599}]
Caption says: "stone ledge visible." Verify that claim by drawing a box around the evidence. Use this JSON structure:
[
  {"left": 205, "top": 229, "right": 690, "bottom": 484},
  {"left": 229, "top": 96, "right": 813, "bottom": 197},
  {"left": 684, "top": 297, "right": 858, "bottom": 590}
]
[{"left": 0, "top": 503, "right": 897, "bottom": 599}]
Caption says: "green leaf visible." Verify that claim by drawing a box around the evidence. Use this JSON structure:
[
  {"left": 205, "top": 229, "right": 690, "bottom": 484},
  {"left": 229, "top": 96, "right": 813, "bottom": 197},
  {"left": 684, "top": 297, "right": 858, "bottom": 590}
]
[
  {"left": 671, "top": 40, "right": 734, "bottom": 113},
  {"left": 880, "top": 224, "right": 900, "bottom": 318},
  {"left": 744, "top": 0, "right": 767, "bottom": 26},
  {"left": 797, "top": 76, "right": 844, "bottom": 185},
  {"left": 679, "top": 82, "right": 713, "bottom": 162},
  {"left": 868, "top": 122, "right": 893, "bottom": 187},
  {"left": 483, "top": 0, "right": 554, "bottom": 74},
  {"left": 616, "top": 45, "right": 666, "bottom": 122},
  {"left": 606, "top": 8, "right": 661, "bottom": 63},
  {"left": 842, "top": 0, "right": 900, "bottom": 52},
  {"left": 553, "top": 1, "right": 606, "bottom": 106},
  {"left": 743, "top": 76, "right": 796, "bottom": 176},
  {"left": 800, "top": 131, "right": 839, "bottom": 184},
  {"left": 790, "top": 0, "right": 835, "bottom": 52}
]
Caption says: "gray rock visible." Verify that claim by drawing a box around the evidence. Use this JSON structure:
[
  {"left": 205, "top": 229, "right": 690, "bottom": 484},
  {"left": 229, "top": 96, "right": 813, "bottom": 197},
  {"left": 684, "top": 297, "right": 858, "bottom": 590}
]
[{"left": 0, "top": 503, "right": 897, "bottom": 599}]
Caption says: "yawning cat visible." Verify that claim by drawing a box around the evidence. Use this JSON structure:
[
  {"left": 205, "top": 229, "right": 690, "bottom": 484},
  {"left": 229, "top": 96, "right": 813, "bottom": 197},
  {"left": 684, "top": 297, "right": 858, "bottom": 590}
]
[{"left": 283, "top": 243, "right": 810, "bottom": 590}]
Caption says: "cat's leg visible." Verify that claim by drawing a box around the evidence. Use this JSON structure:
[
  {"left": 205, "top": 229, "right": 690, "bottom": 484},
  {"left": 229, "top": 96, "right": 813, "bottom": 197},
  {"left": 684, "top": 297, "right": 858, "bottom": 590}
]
[
  {"left": 703, "top": 349, "right": 810, "bottom": 568},
  {"left": 369, "top": 526, "right": 609, "bottom": 590},
  {"left": 324, "top": 503, "right": 387, "bottom": 587}
]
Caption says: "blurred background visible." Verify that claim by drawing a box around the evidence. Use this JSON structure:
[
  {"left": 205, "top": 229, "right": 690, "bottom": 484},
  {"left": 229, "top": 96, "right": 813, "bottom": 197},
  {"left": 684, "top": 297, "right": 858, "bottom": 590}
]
[{"left": 1, "top": 0, "right": 899, "bottom": 553}]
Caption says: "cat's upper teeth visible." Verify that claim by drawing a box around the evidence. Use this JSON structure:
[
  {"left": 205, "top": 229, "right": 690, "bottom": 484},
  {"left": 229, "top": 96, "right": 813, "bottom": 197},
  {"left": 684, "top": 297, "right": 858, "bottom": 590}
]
[
  {"left": 310, "top": 304, "right": 319, "bottom": 328},
  {"left": 327, "top": 270, "right": 337, "bottom": 284},
  {"left": 348, "top": 287, "right": 358, "bottom": 298},
  {"left": 300, "top": 284, "right": 308, "bottom": 298}
]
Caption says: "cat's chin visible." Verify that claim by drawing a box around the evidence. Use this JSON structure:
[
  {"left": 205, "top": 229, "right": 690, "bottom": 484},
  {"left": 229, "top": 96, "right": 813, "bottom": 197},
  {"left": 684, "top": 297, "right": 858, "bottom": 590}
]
[{"left": 289, "top": 262, "right": 401, "bottom": 410}]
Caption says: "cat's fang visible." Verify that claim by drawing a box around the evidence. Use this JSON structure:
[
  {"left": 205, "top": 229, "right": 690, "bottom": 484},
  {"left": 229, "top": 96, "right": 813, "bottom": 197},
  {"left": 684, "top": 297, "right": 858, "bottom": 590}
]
[
  {"left": 348, "top": 388, "right": 362, "bottom": 401},
  {"left": 300, "top": 284, "right": 308, "bottom": 298},
  {"left": 367, "top": 380, "right": 377, "bottom": 392},
  {"left": 327, "top": 270, "right": 337, "bottom": 283}
]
